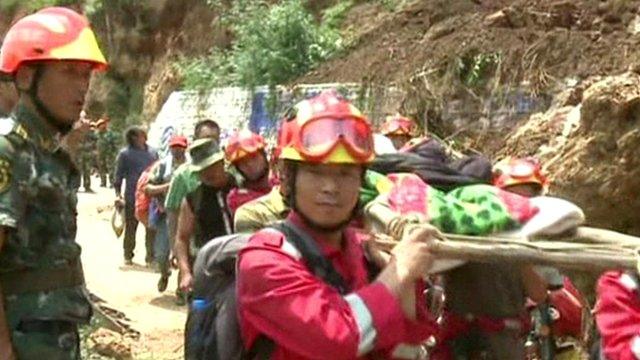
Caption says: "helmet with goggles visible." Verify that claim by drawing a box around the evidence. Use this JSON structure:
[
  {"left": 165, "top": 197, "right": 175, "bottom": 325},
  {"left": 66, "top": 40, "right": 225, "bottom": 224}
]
[
  {"left": 225, "top": 129, "right": 266, "bottom": 164},
  {"left": 380, "top": 114, "right": 415, "bottom": 136},
  {"left": 278, "top": 90, "right": 375, "bottom": 165},
  {"left": 493, "top": 157, "right": 548, "bottom": 190}
]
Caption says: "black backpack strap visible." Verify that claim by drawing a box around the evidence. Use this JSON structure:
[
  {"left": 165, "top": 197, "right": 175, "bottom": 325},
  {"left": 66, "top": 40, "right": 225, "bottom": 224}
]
[
  {"left": 363, "top": 250, "right": 381, "bottom": 282},
  {"left": 244, "top": 335, "right": 275, "bottom": 360},
  {"left": 272, "top": 220, "right": 350, "bottom": 294},
  {"left": 244, "top": 221, "right": 352, "bottom": 359}
]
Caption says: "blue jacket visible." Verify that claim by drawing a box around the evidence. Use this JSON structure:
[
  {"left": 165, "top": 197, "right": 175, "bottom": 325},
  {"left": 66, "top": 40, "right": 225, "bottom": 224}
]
[{"left": 114, "top": 145, "right": 158, "bottom": 202}]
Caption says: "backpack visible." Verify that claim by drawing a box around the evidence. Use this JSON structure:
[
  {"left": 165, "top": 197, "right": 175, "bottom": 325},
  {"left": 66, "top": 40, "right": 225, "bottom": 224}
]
[
  {"left": 134, "top": 161, "right": 161, "bottom": 227},
  {"left": 184, "top": 221, "right": 356, "bottom": 360}
]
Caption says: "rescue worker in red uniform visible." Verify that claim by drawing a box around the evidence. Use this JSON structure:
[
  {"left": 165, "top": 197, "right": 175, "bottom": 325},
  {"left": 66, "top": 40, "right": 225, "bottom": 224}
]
[
  {"left": 492, "top": 156, "right": 549, "bottom": 197},
  {"left": 379, "top": 114, "right": 416, "bottom": 151},
  {"left": 428, "top": 157, "right": 550, "bottom": 359},
  {"left": 237, "top": 90, "right": 440, "bottom": 359},
  {"left": 596, "top": 271, "right": 640, "bottom": 360},
  {"left": 224, "top": 129, "right": 274, "bottom": 217},
  {"left": 493, "top": 157, "right": 587, "bottom": 359}
]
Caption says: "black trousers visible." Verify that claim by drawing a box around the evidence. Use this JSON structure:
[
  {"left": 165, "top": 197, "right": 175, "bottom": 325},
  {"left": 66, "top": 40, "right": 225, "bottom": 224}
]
[{"left": 124, "top": 202, "right": 155, "bottom": 262}]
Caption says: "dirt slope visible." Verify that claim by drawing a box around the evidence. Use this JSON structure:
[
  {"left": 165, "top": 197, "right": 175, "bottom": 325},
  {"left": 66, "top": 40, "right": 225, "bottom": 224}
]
[
  {"left": 301, "top": 0, "right": 640, "bottom": 237},
  {"left": 304, "top": 0, "right": 640, "bottom": 86},
  {"left": 499, "top": 72, "right": 640, "bottom": 235}
]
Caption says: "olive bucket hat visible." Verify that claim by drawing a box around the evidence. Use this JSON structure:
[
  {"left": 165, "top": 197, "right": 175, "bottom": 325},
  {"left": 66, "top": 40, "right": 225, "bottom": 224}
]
[{"left": 189, "top": 138, "right": 225, "bottom": 172}]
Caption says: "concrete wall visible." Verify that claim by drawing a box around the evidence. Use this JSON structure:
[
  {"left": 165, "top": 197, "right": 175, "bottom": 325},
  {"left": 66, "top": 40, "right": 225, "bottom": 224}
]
[{"left": 148, "top": 83, "right": 404, "bottom": 156}]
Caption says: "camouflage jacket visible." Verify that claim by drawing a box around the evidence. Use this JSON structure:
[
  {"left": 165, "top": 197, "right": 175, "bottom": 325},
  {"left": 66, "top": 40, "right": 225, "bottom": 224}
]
[
  {"left": 78, "top": 129, "right": 97, "bottom": 159},
  {"left": 96, "top": 129, "right": 119, "bottom": 160},
  {"left": 0, "top": 105, "right": 91, "bottom": 329}
]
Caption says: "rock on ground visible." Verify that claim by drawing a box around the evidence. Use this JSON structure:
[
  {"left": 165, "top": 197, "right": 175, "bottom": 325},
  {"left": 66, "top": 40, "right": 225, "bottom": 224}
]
[{"left": 89, "top": 328, "right": 133, "bottom": 360}]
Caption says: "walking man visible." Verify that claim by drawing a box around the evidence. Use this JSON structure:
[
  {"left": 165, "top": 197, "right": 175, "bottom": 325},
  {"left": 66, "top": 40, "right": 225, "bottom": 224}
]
[{"left": 114, "top": 126, "right": 158, "bottom": 266}]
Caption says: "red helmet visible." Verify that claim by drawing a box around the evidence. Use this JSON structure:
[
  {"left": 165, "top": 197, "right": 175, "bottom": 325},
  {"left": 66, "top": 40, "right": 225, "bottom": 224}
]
[
  {"left": 493, "top": 157, "right": 548, "bottom": 190},
  {"left": 278, "top": 90, "right": 374, "bottom": 164},
  {"left": 0, "top": 7, "right": 107, "bottom": 75},
  {"left": 380, "top": 114, "right": 415, "bottom": 136},
  {"left": 225, "top": 129, "right": 266, "bottom": 164},
  {"left": 548, "top": 277, "right": 589, "bottom": 338},
  {"left": 168, "top": 135, "right": 188, "bottom": 148}
]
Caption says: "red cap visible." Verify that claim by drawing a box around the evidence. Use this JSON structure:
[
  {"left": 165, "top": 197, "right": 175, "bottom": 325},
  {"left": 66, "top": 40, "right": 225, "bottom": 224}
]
[{"left": 169, "top": 135, "right": 188, "bottom": 148}]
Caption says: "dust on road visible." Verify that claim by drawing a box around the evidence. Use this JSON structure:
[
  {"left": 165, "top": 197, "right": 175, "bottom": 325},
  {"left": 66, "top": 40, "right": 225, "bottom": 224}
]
[{"left": 77, "top": 183, "right": 186, "bottom": 359}]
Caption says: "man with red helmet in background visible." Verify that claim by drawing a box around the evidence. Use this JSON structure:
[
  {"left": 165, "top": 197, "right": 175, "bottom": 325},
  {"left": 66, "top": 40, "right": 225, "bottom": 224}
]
[
  {"left": 0, "top": 7, "right": 107, "bottom": 359},
  {"left": 380, "top": 114, "right": 416, "bottom": 150},
  {"left": 146, "top": 135, "right": 188, "bottom": 293},
  {"left": 494, "top": 157, "right": 588, "bottom": 359},
  {"left": 224, "top": 129, "right": 274, "bottom": 217},
  {"left": 493, "top": 156, "right": 549, "bottom": 198},
  {"left": 237, "top": 90, "right": 441, "bottom": 359}
]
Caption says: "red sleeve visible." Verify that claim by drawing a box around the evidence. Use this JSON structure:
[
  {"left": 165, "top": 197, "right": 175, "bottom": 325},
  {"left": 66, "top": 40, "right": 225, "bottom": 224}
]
[
  {"left": 226, "top": 188, "right": 241, "bottom": 217},
  {"left": 596, "top": 271, "right": 640, "bottom": 360},
  {"left": 237, "top": 232, "right": 437, "bottom": 359}
]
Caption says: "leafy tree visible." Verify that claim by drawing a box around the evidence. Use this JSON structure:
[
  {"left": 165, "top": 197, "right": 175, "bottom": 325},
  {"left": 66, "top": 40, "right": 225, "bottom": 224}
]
[{"left": 175, "top": 0, "right": 342, "bottom": 94}]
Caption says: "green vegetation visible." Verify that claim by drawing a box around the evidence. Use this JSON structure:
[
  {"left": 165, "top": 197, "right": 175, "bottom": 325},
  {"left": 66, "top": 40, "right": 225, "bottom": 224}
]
[
  {"left": 174, "top": 0, "right": 343, "bottom": 93},
  {"left": 322, "top": 0, "right": 355, "bottom": 29},
  {"left": 456, "top": 52, "right": 502, "bottom": 88},
  {"left": 174, "top": 49, "right": 235, "bottom": 94},
  {"left": 84, "top": 0, "right": 146, "bottom": 17},
  {"left": 0, "top": 0, "right": 80, "bottom": 13},
  {"left": 378, "top": 0, "right": 401, "bottom": 11}
]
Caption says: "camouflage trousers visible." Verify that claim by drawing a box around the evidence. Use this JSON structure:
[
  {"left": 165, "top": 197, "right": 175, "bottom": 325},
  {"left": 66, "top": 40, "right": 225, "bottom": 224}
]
[
  {"left": 78, "top": 156, "right": 93, "bottom": 191},
  {"left": 12, "top": 320, "right": 80, "bottom": 360},
  {"left": 97, "top": 155, "right": 114, "bottom": 187}
]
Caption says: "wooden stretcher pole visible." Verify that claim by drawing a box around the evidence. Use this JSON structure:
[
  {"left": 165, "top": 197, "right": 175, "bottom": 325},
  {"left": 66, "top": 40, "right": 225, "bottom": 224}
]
[
  {"left": 573, "top": 226, "right": 640, "bottom": 246},
  {"left": 427, "top": 239, "right": 637, "bottom": 272},
  {"left": 373, "top": 231, "right": 640, "bottom": 272},
  {"left": 365, "top": 197, "right": 640, "bottom": 272}
]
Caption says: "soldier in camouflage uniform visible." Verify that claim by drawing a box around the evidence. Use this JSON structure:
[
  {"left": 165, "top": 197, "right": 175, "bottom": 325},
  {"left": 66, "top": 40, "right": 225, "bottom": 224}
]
[
  {"left": 96, "top": 116, "right": 119, "bottom": 187},
  {"left": 78, "top": 125, "right": 98, "bottom": 192},
  {"left": 0, "top": 7, "right": 108, "bottom": 359}
]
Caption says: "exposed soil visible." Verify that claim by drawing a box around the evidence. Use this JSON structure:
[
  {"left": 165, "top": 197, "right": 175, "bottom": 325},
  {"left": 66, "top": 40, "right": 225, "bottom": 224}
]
[
  {"left": 77, "top": 184, "right": 185, "bottom": 359},
  {"left": 303, "top": 0, "right": 640, "bottom": 87},
  {"left": 499, "top": 72, "right": 640, "bottom": 236}
]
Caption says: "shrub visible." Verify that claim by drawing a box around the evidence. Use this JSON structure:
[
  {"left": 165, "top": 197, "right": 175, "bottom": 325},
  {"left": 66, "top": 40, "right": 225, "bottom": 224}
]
[{"left": 175, "top": 0, "right": 342, "bottom": 93}]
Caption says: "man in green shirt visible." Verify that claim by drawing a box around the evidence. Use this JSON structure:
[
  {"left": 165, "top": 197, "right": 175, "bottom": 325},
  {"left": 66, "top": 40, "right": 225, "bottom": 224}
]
[
  {"left": 0, "top": 7, "right": 108, "bottom": 359},
  {"left": 164, "top": 120, "right": 220, "bottom": 247}
]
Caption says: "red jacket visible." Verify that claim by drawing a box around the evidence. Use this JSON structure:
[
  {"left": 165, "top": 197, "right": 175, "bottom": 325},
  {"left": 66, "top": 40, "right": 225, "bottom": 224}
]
[
  {"left": 227, "top": 187, "right": 270, "bottom": 217},
  {"left": 227, "top": 178, "right": 278, "bottom": 217},
  {"left": 596, "top": 271, "right": 640, "bottom": 360},
  {"left": 237, "top": 212, "right": 438, "bottom": 359}
]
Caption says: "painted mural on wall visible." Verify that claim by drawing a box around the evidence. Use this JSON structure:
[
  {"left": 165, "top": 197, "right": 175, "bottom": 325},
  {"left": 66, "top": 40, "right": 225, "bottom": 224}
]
[
  {"left": 148, "top": 83, "right": 404, "bottom": 156},
  {"left": 148, "top": 83, "right": 550, "bottom": 157}
]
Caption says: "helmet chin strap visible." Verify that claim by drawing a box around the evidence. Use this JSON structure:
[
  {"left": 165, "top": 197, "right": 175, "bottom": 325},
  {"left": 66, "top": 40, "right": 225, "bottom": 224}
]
[{"left": 27, "top": 65, "right": 73, "bottom": 135}]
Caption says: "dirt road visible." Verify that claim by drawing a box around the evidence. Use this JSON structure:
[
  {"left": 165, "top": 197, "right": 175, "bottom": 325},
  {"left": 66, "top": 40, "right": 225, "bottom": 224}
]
[{"left": 77, "top": 183, "right": 186, "bottom": 359}]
